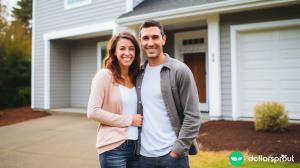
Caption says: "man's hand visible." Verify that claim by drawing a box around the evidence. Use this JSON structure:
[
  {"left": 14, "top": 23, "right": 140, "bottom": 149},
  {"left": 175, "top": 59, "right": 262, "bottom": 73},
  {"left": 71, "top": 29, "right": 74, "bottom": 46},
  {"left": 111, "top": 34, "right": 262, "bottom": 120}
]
[{"left": 169, "top": 151, "right": 178, "bottom": 158}]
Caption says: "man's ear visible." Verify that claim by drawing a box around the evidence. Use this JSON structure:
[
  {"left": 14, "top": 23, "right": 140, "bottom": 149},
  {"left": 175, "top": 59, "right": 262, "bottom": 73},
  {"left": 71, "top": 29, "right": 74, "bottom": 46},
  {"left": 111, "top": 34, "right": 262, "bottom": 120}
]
[{"left": 162, "top": 35, "right": 166, "bottom": 45}]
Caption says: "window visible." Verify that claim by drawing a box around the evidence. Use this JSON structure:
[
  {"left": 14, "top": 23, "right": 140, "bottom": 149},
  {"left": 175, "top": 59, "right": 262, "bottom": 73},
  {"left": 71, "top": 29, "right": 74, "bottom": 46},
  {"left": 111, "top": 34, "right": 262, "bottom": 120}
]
[
  {"left": 97, "top": 42, "right": 107, "bottom": 69},
  {"left": 64, "top": 0, "right": 92, "bottom": 10},
  {"left": 182, "top": 38, "right": 204, "bottom": 45}
]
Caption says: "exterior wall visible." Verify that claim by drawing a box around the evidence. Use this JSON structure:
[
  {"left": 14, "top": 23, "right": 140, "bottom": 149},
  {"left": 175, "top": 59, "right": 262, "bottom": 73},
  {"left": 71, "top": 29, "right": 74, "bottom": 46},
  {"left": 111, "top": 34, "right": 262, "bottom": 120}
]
[
  {"left": 34, "top": 0, "right": 127, "bottom": 108},
  {"left": 220, "top": 5, "right": 300, "bottom": 117},
  {"left": 70, "top": 37, "right": 109, "bottom": 108},
  {"left": 50, "top": 40, "right": 71, "bottom": 108}
]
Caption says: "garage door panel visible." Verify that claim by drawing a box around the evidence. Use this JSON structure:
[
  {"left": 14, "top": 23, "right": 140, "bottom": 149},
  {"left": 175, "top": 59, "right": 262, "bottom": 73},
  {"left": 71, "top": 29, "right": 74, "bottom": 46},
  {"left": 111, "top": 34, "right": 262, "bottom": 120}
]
[
  {"left": 278, "top": 28, "right": 300, "bottom": 39},
  {"left": 242, "top": 90, "right": 274, "bottom": 100},
  {"left": 243, "top": 81, "right": 273, "bottom": 90},
  {"left": 278, "top": 91, "right": 300, "bottom": 102},
  {"left": 243, "top": 60, "right": 274, "bottom": 69},
  {"left": 240, "top": 41, "right": 273, "bottom": 52},
  {"left": 243, "top": 51, "right": 272, "bottom": 61},
  {"left": 239, "top": 31, "right": 273, "bottom": 42},
  {"left": 238, "top": 26, "right": 300, "bottom": 119},
  {"left": 242, "top": 69, "right": 276, "bottom": 78},
  {"left": 280, "top": 80, "right": 300, "bottom": 90}
]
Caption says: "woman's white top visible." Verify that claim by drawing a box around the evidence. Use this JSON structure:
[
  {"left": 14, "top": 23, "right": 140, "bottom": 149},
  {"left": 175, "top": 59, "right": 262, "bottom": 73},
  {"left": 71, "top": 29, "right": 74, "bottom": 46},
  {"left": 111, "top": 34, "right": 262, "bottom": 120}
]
[{"left": 119, "top": 85, "right": 138, "bottom": 140}]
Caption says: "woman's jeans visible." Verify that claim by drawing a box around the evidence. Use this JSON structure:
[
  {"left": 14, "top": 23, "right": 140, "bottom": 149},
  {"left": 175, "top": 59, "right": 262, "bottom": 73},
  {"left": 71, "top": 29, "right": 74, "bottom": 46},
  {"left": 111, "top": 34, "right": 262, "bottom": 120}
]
[{"left": 99, "top": 140, "right": 139, "bottom": 168}]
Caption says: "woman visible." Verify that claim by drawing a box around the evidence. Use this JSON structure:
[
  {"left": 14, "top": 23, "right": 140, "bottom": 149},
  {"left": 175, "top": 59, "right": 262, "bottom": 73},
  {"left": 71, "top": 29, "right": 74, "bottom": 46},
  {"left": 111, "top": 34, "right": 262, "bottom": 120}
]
[{"left": 87, "top": 32, "right": 142, "bottom": 168}]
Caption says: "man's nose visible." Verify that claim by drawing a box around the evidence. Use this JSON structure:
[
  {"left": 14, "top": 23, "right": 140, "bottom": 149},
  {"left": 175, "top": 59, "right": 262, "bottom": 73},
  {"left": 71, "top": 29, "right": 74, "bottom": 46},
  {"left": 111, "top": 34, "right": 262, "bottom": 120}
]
[{"left": 147, "top": 38, "right": 154, "bottom": 46}]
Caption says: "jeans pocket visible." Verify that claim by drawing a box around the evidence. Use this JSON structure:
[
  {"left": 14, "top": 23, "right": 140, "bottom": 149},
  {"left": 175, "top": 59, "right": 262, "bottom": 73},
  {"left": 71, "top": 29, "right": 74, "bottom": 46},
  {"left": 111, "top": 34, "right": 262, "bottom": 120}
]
[
  {"left": 119, "top": 141, "right": 128, "bottom": 151},
  {"left": 167, "top": 153, "right": 179, "bottom": 160}
]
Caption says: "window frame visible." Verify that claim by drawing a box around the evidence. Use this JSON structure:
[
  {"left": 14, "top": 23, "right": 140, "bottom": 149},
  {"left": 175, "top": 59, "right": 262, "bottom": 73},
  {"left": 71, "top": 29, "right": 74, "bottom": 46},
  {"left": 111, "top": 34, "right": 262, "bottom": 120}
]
[{"left": 64, "top": 0, "right": 92, "bottom": 10}]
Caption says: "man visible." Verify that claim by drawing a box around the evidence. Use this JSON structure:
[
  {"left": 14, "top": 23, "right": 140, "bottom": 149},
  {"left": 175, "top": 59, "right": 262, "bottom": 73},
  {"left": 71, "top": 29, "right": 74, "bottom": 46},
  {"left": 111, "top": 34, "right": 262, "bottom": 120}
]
[{"left": 136, "top": 20, "right": 201, "bottom": 168}]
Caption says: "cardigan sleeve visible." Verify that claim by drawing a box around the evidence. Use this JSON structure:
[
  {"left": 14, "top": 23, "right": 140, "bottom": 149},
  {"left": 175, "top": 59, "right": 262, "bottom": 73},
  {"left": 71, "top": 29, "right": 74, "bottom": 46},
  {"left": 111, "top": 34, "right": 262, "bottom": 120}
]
[{"left": 87, "top": 69, "right": 133, "bottom": 127}]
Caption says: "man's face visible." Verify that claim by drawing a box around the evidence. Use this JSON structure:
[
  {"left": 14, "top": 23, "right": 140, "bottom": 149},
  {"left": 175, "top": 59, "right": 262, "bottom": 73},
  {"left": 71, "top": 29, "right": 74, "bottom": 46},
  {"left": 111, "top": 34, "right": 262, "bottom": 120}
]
[{"left": 140, "top": 26, "right": 166, "bottom": 59}]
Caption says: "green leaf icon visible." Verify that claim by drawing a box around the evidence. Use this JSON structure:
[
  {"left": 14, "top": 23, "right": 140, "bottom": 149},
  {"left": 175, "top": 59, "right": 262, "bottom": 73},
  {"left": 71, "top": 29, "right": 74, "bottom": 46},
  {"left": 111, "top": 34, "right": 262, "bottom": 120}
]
[{"left": 229, "top": 151, "right": 244, "bottom": 166}]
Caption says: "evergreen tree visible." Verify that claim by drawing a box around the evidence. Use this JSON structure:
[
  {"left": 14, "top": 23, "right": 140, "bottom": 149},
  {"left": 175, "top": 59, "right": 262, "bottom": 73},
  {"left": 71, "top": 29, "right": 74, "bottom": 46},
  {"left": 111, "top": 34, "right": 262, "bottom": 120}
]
[
  {"left": 12, "top": 0, "right": 32, "bottom": 33},
  {"left": 0, "top": 2, "right": 31, "bottom": 109}
]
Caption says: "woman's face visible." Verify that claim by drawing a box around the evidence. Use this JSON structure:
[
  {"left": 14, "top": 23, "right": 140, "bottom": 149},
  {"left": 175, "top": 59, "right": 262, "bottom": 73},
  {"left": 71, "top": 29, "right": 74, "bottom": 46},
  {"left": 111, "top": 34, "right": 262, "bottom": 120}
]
[{"left": 115, "top": 38, "right": 135, "bottom": 68}]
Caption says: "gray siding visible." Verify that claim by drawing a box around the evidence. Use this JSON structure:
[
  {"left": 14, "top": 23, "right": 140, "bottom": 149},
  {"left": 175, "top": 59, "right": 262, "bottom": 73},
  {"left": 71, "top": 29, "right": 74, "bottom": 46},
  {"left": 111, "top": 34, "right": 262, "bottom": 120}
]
[
  {"left": 50, "top": 40, "right": 71, "bottom": 108},
  {"left": 220, "top": 5, "right": 300, "bottom": 117},
  {"left": 34, "top": 0, "right": 127, "bottom": 108},
  {"left": 70, "top": 37, "right": 109, "bottom": 108}
]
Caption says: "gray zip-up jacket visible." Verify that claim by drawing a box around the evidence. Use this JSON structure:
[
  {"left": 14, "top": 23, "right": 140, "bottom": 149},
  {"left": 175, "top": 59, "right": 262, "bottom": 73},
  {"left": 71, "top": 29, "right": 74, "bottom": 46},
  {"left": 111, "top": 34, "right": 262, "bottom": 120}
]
[{"left": 136, "top": 54, "right": 201, "bottom": 157}]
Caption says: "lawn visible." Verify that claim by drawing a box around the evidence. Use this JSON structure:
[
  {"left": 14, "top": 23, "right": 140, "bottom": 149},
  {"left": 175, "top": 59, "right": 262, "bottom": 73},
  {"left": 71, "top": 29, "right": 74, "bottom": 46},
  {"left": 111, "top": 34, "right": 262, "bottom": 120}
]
[{"left": 189, "top": 151, "right": 300, "bottom": 168}]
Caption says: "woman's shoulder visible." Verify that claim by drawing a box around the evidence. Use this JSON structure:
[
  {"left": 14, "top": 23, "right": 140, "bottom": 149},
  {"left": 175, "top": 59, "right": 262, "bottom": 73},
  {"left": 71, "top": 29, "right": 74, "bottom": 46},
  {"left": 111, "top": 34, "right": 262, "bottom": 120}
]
[{"left": 93, "top": 68, "right": 112, "bottom": 81}]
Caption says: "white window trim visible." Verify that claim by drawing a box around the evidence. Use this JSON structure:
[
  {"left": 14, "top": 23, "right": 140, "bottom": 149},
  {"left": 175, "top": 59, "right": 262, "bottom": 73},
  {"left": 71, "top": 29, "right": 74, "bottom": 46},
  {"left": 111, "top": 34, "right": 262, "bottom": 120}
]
[
  {"left": 97, "top": 42, "right": 107, "bottom": 69},
  {"left": 64, "top": 0, "right": 92, "bottom": 10},
  {"left": 44, "top": 21, "right": 116, "bottom": 40},
  {"left": 44, "top": 39, "right": 50, "bottom": 109},
  {"left": 31, "top": 0, "right": 36, "bottom": 108},
  {"left": 230, "top": 18, "right": 300, "bottom": 120},
  {"left": 126, "top": 0, "right": 134, "bottom": 12}
]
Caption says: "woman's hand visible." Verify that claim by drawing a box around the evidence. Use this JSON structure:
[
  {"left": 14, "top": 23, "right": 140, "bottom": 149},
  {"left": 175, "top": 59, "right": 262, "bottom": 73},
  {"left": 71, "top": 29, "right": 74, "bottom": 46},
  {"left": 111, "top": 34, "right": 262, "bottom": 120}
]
[{"left": 132, "top": 114, "right": 143, "bottom": 127}]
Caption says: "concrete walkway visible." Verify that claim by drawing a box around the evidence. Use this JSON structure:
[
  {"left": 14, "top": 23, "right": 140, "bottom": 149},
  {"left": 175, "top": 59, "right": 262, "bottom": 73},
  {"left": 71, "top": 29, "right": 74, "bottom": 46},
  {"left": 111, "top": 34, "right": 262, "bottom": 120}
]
[{"left": 0, "top": 114, "right": 99, "bottom": 168}]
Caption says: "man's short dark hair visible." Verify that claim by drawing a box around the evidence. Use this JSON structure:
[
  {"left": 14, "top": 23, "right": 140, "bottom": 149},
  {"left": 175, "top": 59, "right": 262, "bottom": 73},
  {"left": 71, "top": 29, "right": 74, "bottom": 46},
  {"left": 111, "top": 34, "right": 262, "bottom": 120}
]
[{"left": 139, "top": 20, "right": 165, "bottom": 36}]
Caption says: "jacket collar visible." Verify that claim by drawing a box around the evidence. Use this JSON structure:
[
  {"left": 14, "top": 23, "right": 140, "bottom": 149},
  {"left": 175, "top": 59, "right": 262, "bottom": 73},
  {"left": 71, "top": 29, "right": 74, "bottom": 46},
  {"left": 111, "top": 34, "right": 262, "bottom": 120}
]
[{"left": 141, "top": 53, "right": 172, "bottom": 71}]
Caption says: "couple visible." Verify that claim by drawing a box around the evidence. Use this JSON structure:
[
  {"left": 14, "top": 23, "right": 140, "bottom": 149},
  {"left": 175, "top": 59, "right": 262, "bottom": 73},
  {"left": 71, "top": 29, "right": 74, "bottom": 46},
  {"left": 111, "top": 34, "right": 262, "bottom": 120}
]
[{"left": 87, "top": 20, "right": 201, "bottom": 168}]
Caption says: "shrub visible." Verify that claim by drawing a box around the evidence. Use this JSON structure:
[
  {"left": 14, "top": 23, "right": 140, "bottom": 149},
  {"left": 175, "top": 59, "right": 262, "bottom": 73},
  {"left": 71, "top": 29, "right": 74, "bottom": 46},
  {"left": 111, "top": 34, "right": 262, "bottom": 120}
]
[{"left": 254, "top": 101, "right": 288, "bottom": 132}]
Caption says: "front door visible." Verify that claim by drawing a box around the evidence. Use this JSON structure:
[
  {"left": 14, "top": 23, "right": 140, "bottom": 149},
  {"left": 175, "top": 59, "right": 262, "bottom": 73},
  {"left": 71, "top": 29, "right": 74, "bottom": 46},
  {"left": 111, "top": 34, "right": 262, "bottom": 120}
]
[{"left": 184, "top": 53, "right": 207, "bottom": 108}]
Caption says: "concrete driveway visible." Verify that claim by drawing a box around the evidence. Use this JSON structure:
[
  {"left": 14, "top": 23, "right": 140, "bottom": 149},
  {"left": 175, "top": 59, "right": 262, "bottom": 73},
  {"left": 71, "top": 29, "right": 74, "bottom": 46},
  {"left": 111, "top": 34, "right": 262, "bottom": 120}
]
[{"left": 0, "top": 114, "right": 99, "bottom": 168}]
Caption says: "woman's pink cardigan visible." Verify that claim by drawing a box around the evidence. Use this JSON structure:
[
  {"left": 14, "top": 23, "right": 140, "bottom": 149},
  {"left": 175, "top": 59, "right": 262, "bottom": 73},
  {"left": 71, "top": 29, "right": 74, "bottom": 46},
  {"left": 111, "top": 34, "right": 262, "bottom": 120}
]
[{"left": 87, "top": 69, "right": 133, "bottom": 154}]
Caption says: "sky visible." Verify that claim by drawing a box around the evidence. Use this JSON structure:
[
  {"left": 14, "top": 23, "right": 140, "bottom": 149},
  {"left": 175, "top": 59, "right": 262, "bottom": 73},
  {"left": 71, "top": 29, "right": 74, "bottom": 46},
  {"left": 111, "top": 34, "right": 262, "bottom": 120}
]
[{"left": 1, "top": 0, "right": 20, "bottom": 21}]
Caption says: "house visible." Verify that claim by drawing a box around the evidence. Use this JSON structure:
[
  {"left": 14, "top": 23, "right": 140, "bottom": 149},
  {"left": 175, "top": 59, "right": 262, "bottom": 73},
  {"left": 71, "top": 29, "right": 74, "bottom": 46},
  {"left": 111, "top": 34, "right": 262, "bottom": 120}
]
[{"left": 32, "top": 0, "right": 300, "bottom": 120}]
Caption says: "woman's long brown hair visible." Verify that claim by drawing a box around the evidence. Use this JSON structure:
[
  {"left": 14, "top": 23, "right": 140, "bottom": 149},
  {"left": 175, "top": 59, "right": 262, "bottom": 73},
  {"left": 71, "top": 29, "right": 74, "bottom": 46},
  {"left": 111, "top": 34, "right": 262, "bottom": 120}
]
[{"left": 103, "top": 32, "right": 141, "bottom": 85}]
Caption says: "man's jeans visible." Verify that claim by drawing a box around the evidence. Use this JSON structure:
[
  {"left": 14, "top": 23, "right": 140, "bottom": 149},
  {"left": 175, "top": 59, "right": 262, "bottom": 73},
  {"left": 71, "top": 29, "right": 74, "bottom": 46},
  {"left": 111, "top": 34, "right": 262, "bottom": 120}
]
[
  {"left": 139, "top": 153, "right": 189, "bottom": 168},
  {"left": 99, "top": 140, "right": 139, "bottom": 168}
]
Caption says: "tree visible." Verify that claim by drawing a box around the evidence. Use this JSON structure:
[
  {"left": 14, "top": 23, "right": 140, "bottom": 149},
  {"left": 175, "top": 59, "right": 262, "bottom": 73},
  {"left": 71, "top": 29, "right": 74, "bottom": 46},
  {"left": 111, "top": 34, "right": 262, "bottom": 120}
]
[
  {"left": 0, "top": 2, "right": 31, "bottom": 109},
  {"left": 12, "top": 0, "right": 32, "bottom": 33}
]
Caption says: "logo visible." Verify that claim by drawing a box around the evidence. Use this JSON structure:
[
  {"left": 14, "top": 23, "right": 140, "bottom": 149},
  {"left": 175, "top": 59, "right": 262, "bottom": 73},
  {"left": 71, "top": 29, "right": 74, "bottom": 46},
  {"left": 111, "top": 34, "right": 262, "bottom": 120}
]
[{"left": 229, "top": 151, "right": 244, "bottom": 166}]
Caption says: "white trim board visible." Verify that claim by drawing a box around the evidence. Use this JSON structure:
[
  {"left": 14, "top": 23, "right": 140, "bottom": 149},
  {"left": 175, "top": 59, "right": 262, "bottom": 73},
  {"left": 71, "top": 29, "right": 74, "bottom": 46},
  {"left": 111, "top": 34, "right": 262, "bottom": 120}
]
[
  {"left": 230, "top": 18, "right": 300, "bottom": 120},
  {"left": 43, "top": 21, "right": 116, "bottom": 40},
  {"left": 207, "top": 14, "right": 221, "bottom": 118},
  {"left": 117, "top": 0, "right": 297, "bottom": 25},
  {"left": 126, "top": 0, "right": 134, "bottom": 12},
  {"left": 44, "top": 40, "right": 50, "bottom": 109},
  {"left": 31, "top": 0, "right": 36, "bottom": 108}
]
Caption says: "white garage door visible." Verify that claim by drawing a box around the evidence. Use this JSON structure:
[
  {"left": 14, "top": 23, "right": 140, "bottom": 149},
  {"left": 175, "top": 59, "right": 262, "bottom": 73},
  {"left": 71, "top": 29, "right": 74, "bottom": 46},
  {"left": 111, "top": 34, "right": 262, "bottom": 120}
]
[{"left": 237, "top": 26, "right": 300, "bottom": 119}]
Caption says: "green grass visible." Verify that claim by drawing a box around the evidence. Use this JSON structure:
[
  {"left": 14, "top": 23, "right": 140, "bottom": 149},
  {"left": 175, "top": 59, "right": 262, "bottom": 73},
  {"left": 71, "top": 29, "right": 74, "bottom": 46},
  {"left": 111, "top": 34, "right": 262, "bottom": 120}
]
[{"left": 189, "top": 151, "right": 299, "bottom": 168}]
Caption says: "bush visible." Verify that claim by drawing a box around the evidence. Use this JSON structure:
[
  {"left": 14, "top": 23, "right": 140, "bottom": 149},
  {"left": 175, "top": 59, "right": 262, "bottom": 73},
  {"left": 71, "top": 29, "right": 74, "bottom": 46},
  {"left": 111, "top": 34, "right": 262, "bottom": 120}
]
[{"left": 254, "top": 101, "right": 288, "bottom": 132}]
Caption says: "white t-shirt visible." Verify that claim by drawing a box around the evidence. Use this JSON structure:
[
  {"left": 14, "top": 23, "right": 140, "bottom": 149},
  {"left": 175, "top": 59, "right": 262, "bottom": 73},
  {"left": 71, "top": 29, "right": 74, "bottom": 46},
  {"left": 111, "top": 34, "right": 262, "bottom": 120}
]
[
  {"left": 140, "top": 64, "right": 177, "bottom": 157},
  {"left": 119, "top": 85, "right": 138, "bottom": 140}
]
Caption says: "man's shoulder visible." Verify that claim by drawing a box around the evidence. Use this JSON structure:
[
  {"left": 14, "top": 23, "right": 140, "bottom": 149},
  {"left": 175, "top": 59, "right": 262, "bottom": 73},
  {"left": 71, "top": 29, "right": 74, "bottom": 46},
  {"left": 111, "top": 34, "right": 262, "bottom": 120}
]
[{"left": 168, "top": 56, "right": 190, "bottom": 73}]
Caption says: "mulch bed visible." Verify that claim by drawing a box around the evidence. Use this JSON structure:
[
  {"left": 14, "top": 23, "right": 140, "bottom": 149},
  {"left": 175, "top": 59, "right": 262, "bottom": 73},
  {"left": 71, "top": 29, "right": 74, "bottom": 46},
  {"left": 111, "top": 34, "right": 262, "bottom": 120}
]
[
  {"left": 198, "top": 120, "right": 300, "bottom": 162},
  {"left": 0, "top": 106, "right": 50, "bottom": 126}
]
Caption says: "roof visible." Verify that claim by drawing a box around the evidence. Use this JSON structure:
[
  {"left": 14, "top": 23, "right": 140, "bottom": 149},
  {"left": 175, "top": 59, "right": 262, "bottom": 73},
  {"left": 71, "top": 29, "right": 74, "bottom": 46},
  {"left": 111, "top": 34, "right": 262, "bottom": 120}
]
[{"left": 119, "top": 0, "right": 228, "bottom": 18}]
